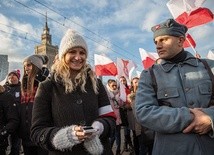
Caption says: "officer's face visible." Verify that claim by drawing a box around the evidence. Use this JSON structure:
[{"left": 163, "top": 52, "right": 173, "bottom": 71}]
[{"left": 154, "top": 35, "right": 185, "bottom": 60}]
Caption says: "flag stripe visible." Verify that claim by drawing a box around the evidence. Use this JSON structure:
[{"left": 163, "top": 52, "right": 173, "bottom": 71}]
[
  {"left": 183, "top": 33, "right": 196, "bottom": 48},
  {"left": 95, "top": 63, "right": 117, "bottom": 76},
  {"left": 176, "top": 7, "right": 213, "bottom": 28}
]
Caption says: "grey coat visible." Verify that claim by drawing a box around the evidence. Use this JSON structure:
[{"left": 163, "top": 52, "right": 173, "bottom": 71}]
[{"left": 135, "top": 51, "right": 214, "bottom": 155}]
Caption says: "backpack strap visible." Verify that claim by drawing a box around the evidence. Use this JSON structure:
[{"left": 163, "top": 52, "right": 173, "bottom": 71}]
[
  {"left": 148, "top": 66, "right": 157, "bottom": 93},
  {"left": 199, "top": 59, "right": 214, "bottom": 107}
]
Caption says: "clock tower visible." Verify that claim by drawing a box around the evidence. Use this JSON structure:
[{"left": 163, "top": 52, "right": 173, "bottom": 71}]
[{"left": 35, "top": 15, "right": 58, "bottom": 70}]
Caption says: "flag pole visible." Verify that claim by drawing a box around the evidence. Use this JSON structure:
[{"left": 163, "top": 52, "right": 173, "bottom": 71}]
[
  {"left": 182, "top": 0, "right": 197, "bottom": 55},
  {"left": 186, "top": 37, "right": 197, "bottom": 55}
]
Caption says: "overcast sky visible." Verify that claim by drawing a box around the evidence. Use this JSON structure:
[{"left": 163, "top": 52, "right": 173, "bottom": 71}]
[{"left": 0, "top": 0, "right": 213, "bottom": 75}]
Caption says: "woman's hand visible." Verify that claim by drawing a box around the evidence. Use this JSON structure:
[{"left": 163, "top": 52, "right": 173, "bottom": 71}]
[{"left": 72, "top": 126, "right": 93, "bottom": 141}]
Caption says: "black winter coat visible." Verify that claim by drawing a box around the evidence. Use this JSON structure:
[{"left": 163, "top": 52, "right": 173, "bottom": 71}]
[
  {"left": 31, "top": 75, "right": 116, "bottom": 155},
  {"left": 19, "top": 69, "right": 49, "bottom": 146},
  {"left": 4, "top": 82, "right": 21, "bottom": 106},
  {"left": 0, "top": 87, "right": 19, "bottom": 149}
]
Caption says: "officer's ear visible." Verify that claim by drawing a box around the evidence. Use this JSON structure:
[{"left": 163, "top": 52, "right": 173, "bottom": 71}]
[{"left": 178, "top": 36, "right": 185, "bottom": 47}]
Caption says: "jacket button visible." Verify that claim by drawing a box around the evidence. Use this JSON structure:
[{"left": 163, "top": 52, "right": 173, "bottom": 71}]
[
  {"left": 189, "top": 102, "right": 194, "bottom": 105},
  {"left": 164, "top": 93, "right": 168, "bottom": 97},
  {"left": 185, "top": 87, "right": 190, "bottom": 91},
  {"left": 76, "top": 99, "right": 82, "bottom": 104},
  {"left": 40, "top": 135, "right": 45, "bottom": 142}
]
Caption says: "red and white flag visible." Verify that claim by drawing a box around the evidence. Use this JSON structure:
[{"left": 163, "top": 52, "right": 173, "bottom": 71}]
[
  {"left": 139, "top": 48, "right": 159, "bottom": 69},
  {"left": 116, "top": 58, "right": 136, "bottom": 83},
  {"left": 167, "top": 0, "right": 213, "bottom": 28},
  {"left": 119, "top": 82, "right": 127, "bottom": 102},
  {"left": 94, "top": 54, "right": 117, "bottom": 76},
  {"left": 183, "top": 33, "right": 196, "bottom": 48},
  {"left": 207, "top": 50, "right": 214, "bottom": 60}
]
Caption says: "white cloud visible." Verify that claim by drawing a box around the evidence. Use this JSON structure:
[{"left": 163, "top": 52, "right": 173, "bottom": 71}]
[
  {"left": 94, "top": 39, "right": 112, "bottom": 54},
  {"left": 140, "top": 8, "right": 165, "bottom": 32}
]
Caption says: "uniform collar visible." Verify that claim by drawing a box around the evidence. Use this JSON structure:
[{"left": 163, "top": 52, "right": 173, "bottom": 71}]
[{"left": 160, "top": 51, "right": 198, "bottom": 72}]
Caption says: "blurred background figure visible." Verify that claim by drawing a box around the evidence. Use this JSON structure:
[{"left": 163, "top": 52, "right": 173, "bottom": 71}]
[
  {"left": 128, "top": 77, "right": 140, "bottom": 155},
  {"left": 106, "top": 79, "right": 123, "bottom": 155},
  {"left": 119, "top": 76, "right": 134, "bottom": 154},
  {"left": 20, "top": 54, "right": 49, "bottom": 155},
  {"left": 0, "top": 85, "right": 19, "bottom": 155},
  {"left": 4, "top": 69, "right": 21, "bottom": 155}
]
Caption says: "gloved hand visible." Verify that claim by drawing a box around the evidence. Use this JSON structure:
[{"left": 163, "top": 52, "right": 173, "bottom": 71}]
[
  {"left": 84, "top": 135, "right": 103, "bottom": 155},
  {"left": 52, "top": 125, "right": 83, "bottom": 151},
  {"left": 91, "top": 121, "right": 104, "bottom": 137}
]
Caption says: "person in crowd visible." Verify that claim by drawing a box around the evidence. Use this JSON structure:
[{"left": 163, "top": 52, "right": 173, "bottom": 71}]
[
  {"left": 30, "top": 29, "right": 116, "bottom": 155},
  {"left": 0, "top": 85, "right": 19, "bottom": 155},
  {"left": 4, "top": 69, "right": 21, "bottom": 155},
  {"left": 128, "top": 77, "right": 154, "bottom": 155},
  {"left": 20, "top": 54, "right": 49, "bottom": 155},
  {"left": 106, "top": 79, "right": 123, "bottom": 155},
  {"left": 118, "top": 76, "right": 134, "bottom": 153},
  {"left": 135, "top": 18, "right": 214, "bottom": 155},
  {"left": 127, "top": 77, "right": 140, "bottom": 155}
]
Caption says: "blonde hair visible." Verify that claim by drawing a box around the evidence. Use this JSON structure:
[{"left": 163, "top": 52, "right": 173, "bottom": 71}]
[{"left": 51, "top": 59, "right": 98, "bottom": 94}]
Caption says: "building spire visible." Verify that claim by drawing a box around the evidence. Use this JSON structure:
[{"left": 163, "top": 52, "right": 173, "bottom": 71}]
[
  {"left": 41, "top": 12, "right": 51, "bottom": 45},
  {"left": 44, "top": 12, "right": 49, "bottom": 34},
  {"left": 45, "top": 12, "right": 48, "bottom": 30}
]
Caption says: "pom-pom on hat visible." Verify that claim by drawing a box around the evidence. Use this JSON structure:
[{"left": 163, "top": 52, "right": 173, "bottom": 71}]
[
  {"left": 8, "top": 69, "right": 21, "bottom": 80},
  {"left": 23, "top": 54, "right": 49, "bottom": 70},
  {"left": 151, "top": 18, "right": 188, "bottom": 39},
  {"left": 58, "top": 29, "right": 88, "bottom": 60}
]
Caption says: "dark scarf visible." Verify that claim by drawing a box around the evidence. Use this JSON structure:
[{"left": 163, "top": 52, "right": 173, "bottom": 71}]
[{"left": 168, "top": 49, "right": 187, "bottom": 64}]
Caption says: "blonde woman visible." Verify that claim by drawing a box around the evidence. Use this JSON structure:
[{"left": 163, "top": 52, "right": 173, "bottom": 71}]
[{"left": 31, "top": 29, "right": 116, "bottom": 155}]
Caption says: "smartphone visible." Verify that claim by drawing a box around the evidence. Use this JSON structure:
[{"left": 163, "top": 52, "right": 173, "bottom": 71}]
[{"left": 82, "top": 126, "right": 97, "bottom": 133}]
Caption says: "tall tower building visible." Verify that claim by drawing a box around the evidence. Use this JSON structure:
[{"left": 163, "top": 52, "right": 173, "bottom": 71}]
[
  {"left": 35, "top": 16, "right": 58, "bottom": 70},
  {"left": 0, "top": 55, "right": 9, "bottom": 81}
]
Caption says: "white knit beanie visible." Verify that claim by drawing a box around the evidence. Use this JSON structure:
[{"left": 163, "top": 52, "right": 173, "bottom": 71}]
[
  {"left": 59, "top": 29, "right": 88, "bottom": 60},
  {"left": 23, "top": 54, "right": 49, "bottom": 70}
]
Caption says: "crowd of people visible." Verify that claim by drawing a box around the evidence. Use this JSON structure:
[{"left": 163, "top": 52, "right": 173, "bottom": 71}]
[{"left": 1, "top": 18, "right": 214, "bottom": 155}]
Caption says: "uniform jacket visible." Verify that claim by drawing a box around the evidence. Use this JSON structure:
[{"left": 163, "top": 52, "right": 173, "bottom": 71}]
[
  {"left": 135, "top": 51, "right": 214, "bottom": 155},
  {"left": 31, "top": 74, "right": 116, "bottom": 155}
]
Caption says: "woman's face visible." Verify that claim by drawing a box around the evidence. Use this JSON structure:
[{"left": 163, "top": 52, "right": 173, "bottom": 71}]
[
  {"left": 8, "top": 73, "right": 19, "bottom": 84},
  {"left": 132, "top": 78, "right": 139, "bottom": 88},
  {"left": 109, "top": 81, "right": 117, "bottom": 91},
  {"left": 120, "top": 77, "right": 127, "bottom": 85},
  {"left": 64, "top": 47, "right": 87, "bottom": 71},
  {"left": 23, "top": 62, "right": 33, "bottom": 75}
]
